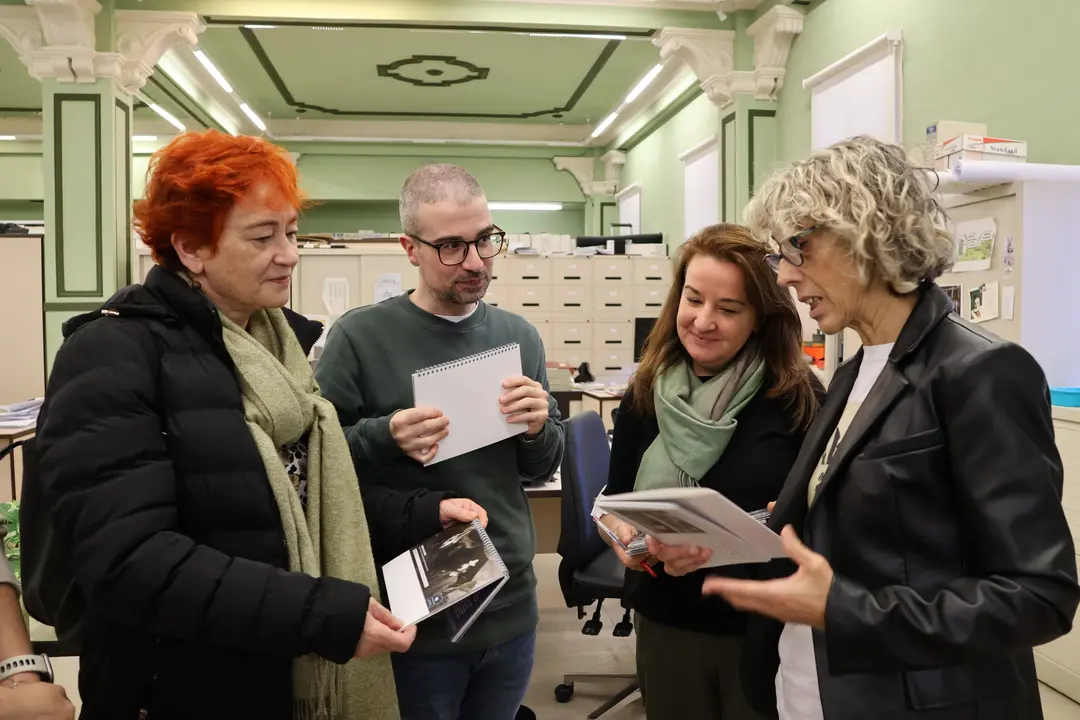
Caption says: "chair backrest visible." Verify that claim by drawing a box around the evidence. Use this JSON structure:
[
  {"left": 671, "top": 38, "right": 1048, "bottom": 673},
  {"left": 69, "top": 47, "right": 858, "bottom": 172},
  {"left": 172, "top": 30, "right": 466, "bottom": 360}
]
[{"left": 556, "top": 411, "right": 611, "bottom": 571}]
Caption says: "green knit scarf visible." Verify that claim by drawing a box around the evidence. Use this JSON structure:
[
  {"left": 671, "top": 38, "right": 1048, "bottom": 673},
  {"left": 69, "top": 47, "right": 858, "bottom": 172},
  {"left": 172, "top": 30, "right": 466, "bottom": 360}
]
[
  {"left": 220, "top": 309, "right": 399, "bottom": 720},
  {"left": 635, "top": 345, "right": 765, "bottom": 491}
]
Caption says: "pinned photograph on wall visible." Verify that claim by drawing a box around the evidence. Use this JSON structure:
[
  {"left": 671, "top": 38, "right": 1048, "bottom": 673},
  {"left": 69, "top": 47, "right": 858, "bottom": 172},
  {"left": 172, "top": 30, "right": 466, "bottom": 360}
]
[
  {"left": 968, "top": 281, "right": 1000, "bottom": 323},
  {"left": 952, "top": 217, "right": 997, "bottom": 272},
  {"left": 940, "top": 284, "right": 962, "bottom": 315}
]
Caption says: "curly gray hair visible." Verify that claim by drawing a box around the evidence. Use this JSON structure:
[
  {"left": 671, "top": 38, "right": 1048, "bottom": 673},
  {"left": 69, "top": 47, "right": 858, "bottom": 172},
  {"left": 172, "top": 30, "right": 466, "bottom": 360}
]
[{"left": 745, "top": 136, "right": 954, "bottom": 294}]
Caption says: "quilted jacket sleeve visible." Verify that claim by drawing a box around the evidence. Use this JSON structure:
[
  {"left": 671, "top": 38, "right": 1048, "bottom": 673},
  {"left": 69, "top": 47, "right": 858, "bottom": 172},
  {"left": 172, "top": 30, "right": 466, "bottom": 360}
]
[{"left": 35, "top": 319, "right": 368, "bottom": 664}]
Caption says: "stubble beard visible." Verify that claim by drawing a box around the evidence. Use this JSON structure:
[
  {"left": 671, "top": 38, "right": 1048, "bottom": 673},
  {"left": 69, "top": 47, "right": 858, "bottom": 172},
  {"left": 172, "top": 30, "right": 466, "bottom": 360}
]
[{"left": 437, "top": 272, "right": 490, "bottom": 306}]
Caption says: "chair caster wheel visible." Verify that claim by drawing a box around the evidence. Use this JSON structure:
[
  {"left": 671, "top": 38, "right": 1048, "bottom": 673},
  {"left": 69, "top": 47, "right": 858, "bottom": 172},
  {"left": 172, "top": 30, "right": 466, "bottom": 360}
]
[
  {"left": 555, "top": 683, "right": 575, "bottom": 703},
  {"left": 613, "top": 620, "right": 633, "bottom": 637},
  {"left": 582, "top": 620, "right": 602, "bottom": 636}
]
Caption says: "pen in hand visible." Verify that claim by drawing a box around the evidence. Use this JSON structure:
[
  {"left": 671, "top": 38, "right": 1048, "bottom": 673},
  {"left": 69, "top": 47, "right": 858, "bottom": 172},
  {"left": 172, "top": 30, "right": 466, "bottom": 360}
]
[{"left": 639, "top": 559, "right": 658, "bottom": 578}]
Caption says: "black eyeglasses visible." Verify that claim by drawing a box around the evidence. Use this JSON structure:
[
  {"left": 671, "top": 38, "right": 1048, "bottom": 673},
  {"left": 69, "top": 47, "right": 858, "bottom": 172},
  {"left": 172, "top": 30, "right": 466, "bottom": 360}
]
[
  {"left": 764, "top": 225, "right": 818, "bottom": 273},
  {"left": 407, "top": 228, "right": 507, "bottom": 266}
]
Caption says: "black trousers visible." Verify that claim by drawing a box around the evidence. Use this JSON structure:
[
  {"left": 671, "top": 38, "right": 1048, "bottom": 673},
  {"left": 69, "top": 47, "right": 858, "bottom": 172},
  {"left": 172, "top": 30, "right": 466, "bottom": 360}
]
[{"left": 636, "top": 612, "right": 764, "bottom": 720}]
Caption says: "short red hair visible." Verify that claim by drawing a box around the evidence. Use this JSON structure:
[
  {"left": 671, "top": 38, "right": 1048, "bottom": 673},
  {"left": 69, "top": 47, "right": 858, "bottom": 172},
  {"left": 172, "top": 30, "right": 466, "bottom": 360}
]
[{"left": 134, "top": 129, "right": 308, "bottom": 271}]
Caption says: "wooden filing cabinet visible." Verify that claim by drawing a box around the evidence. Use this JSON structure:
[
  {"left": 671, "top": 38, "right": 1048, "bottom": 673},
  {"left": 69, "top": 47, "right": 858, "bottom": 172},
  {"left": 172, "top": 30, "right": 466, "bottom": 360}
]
[
  {"left": 553, "top": 321, "right": 591, "bottom": 348},
  {"left": 510, "top": 285, "right": 552, "bottom": 320},
  {"left": 552, "top": 285, "right": 593, "bottom": 318},
  {"left": 593, "top": 321, "right": 633, "bottom": 351},
  {"left": 633, "top": 257, "right": 672, "bottom": 285},
  {"left": 552, "top": 257, "right": 592, "bottom": 284},
  {"left": 592, "top": 256, "right": 632, "bottom": 284},
  {"left": 633, "top": 285, "right": 666, "bottom": 317},
  {"left": 484, "top": 283, "right": 505, "bottom": 309},
  {"left": 506, "top": 256, "right": 551, "bottom": 284},
  {"left": 593, "top": 285, "right": 633, "bottom": 319}
]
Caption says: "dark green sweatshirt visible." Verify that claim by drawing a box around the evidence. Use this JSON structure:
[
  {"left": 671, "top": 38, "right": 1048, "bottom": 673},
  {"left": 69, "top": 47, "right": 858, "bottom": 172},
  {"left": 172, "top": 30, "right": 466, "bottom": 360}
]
[{"left": 314, "top": 293, "right": 564, "bottom": 654}]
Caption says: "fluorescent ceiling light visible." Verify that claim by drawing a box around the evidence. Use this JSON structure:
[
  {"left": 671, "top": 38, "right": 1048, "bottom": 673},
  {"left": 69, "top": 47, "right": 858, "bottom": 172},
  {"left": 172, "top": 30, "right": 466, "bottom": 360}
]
[
  {"left": 527, "top": 32, "right": 627, "bottom": 40},
  {"left": 244, "top": 25, "right": 276, "bottom": 29},
  {"left": 239, "top": 103, "right": 267, "bottom": 132},
  {"left": 311, "top": 26, "right": 343, "bottom": 31},
  {"left": 0, "top": 136, "right": 16, "bottom": 141},
  {"left": 148, "top": 103, "right": 186, "bottom": 131},
  {"left": 132, "top": 135, "right": 158, "bottom": 142},
  {"left": 193, "top": 49, "right": 234, "bottom": 93},
  {"left": 488, "top": 202, "right": 564, "bottom": 211},
  {"left": 623, "top": 64, "right": 663, "bottom": 105},
  {"left": 591, "top": 112, "right": 619, "bottom": 138}
]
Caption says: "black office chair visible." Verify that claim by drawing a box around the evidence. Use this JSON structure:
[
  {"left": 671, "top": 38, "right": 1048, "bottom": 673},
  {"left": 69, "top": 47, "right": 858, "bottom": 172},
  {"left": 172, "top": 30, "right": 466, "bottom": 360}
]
[{"left": 555, "top": 411, "right": 639, "bottom": 718}]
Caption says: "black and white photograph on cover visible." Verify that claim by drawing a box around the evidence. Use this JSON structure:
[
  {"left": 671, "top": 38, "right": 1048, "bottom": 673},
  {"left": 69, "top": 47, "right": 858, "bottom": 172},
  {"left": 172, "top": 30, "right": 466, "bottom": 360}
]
[
  {"left": 607, "top": 507, "right": 707, "bottom": 535},
  {"left": 413, "top": 522, "right": 502, "bottom": 612}
]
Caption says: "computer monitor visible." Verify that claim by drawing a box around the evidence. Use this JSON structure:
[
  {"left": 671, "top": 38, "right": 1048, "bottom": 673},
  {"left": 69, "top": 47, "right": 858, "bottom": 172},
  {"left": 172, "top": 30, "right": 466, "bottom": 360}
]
[{"left": 634, "top": 317, "right": 657, "bottom": 362}]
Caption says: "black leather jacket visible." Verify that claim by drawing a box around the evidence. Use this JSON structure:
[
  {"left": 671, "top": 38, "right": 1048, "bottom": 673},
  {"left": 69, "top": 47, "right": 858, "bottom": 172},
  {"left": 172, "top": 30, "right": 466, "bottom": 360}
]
[{"left": 741, "top": 283, "right": 1080, "bottom": 719}]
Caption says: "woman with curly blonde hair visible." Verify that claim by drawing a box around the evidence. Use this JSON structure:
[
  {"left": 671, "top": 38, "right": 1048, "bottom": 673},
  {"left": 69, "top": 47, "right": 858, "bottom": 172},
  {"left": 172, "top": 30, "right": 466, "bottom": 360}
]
[{"left": 703, "top": 136, "right": 1079, "bottom": 719}]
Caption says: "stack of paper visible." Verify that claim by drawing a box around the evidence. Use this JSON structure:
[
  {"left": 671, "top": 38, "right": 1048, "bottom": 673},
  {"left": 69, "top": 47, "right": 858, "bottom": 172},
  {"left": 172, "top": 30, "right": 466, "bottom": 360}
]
[
  {"left": 0, "top": 398, "right": 42, "bottom": 429},
  {"left": 594, "top": 487, "right": 784, "bottom": 568}
]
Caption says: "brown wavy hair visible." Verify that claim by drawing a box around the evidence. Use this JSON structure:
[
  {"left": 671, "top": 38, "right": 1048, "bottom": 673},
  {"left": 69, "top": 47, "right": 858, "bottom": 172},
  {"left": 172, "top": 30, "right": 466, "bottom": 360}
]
[{"left": 628, "top": 223, "right": 819, "bottom": 429}]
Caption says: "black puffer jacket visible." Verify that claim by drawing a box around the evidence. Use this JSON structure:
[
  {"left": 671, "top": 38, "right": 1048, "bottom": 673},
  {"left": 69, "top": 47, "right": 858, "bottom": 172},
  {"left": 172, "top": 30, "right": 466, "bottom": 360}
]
[{"left": 35, "top": 266, "right": 446, "bottom": 719}]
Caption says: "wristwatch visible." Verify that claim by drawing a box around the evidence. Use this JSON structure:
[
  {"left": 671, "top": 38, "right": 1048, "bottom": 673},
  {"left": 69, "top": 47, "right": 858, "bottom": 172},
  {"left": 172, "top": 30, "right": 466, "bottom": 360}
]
[{"left": 0, "top": 654, "right": 54, "bottom": 685}]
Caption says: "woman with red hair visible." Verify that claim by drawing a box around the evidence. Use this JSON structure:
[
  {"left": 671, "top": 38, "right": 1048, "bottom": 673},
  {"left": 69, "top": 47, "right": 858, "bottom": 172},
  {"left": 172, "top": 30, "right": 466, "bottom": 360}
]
[{"left": 30, "top": 130, "right": 487, "bottom": 719}]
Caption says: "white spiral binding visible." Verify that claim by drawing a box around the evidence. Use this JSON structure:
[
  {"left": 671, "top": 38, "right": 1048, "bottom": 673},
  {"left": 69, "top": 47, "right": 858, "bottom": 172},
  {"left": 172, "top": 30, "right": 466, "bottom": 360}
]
[
  {"left": 474, "top": 519, "right": 509, "bottom": 575},
  {"left": 412, "top": 343, "right": 520, "bottom": 378}
]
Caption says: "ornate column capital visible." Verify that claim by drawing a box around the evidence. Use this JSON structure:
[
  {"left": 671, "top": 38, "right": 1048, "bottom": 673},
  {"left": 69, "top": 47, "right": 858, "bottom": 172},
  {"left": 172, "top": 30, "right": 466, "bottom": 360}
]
[
  {"left": 552, "top": 156, "right": 595, "bottom": 189},
  {"left": 745, "top": 4, "right": 805, "bottom": 100},
  {"left": 555, "top": 153, "right": 626, "bottom": 197},
  {"left": 653, "top": 28, "right": 738, "bottom": 107},
  {"left": 0, "top": 2, "right": 203, "bottom": 94},
  {"left": 0, "top": 7, "right": 44, "bottom": 57},
  {"left": 113, "top": 10, "right": 204, "bottom": 93}
]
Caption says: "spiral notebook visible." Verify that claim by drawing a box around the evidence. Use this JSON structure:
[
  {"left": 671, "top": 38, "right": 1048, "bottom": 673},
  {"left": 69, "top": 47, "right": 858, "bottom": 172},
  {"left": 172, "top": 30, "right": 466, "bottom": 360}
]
[
  {"left": 411, "top": 343, "right": 526, "bottom": 466},
  {"left": 383, "top": 519, "right": 510, "bottom": 642}
]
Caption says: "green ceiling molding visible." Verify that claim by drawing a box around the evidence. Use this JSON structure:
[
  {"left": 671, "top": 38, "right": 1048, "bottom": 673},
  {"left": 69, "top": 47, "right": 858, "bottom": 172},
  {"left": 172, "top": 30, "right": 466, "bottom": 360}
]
[
  {"left": 208, "top": 17, "right": 656, "bottom": 37},
  {"left": 115, "top": 1, "right": 732, "bottom": 33},
  {"left": 237, "top": 26, "right": 622, "bottom": 121},
  {"left": 377, "top": 55, "right": 490, "bottom": 87},
  {"left": 617, "top": 82, "right": 704, "bottom": 153}
]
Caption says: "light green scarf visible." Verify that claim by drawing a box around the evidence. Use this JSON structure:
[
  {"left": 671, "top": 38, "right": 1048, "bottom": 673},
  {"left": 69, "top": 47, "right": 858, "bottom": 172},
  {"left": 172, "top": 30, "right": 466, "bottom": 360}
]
[
  {"left": 220, "top": 309, "right": 398, "bottom": 720},
  {"left": 634, "top": 346, "right": 765, "bottom": 491}
]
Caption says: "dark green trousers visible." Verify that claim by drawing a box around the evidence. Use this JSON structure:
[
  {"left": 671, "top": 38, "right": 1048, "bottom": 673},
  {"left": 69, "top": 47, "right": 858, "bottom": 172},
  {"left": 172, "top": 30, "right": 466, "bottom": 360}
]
[{"left": 636, "top": 612, "right": 764, "bottom": 720}]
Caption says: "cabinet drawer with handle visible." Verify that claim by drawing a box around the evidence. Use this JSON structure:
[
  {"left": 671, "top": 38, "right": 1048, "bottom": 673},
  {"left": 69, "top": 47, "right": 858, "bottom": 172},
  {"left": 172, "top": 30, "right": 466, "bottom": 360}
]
[
  {"left": 551, "top": 286, "right": 593, "bottom": 316},
  {"left": 593, "top": 321, "right": 633, "bottom": 349},
  {"left": 505, "top": 257, "right": 551, "bottom": 284},
  {"left": 633, "top": 286, "right": 666, "bottom": 317},
  {"left": 633, "top": 257, "right": 672, "bottom": 285},
  {"left": 509, "top": 285, "right": 552, "bottom": 312},
  {"left": 593, "top": 285, "right": 632, "bottom": 316},
  {"left": 551, "top": 258, "right": 593, "bottom": 285},
  {"left": 591, "top": 257, "right": 631, "bottom": 284},
  {"left": 553, "top": 321, "right": 592, "bottom": 348}
]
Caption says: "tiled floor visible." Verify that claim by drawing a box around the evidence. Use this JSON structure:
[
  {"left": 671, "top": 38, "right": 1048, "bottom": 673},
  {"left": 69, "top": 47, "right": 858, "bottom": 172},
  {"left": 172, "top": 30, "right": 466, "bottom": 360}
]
[
  {"left": 524, "top": 553, "right": 1080, "bottom": 719},
  {"left": 46, "top": 553, "right": 1080, "bottom": 718}
]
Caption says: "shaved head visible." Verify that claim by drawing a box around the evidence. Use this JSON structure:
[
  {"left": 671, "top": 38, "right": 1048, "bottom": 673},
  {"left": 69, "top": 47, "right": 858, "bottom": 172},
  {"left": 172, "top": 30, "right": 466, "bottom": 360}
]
[{"left": 399, "top": 163, "right": 486, "bottom": 237}]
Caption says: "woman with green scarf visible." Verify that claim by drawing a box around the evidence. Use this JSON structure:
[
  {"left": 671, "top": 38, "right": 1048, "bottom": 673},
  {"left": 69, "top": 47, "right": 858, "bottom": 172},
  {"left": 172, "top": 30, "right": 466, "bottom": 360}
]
[
  {"left": 596, "top": 224, "right": 823, "bottom": 720},
  {"left": 33, "top": 130, "right": 488, "bottom": 720}
]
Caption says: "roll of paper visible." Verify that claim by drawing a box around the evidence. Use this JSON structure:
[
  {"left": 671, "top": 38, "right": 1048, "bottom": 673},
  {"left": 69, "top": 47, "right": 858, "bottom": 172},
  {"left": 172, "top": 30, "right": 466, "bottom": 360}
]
[{"left": 952, "top": 160, "right": 1080, "bottom": 184}]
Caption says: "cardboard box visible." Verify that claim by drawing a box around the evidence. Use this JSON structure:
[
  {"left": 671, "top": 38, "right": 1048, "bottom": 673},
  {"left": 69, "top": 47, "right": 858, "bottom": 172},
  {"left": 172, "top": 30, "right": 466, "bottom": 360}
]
[
  {"left": 934, "top": 134, "right": 1027, "bottom": 171},
  {"left": 926, "top": 120, "right": 986, "bottom": 161}
]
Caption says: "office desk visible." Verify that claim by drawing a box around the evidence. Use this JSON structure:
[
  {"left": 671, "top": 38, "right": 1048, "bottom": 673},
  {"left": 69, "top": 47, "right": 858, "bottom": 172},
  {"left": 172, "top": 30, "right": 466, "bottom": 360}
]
[
  {"left": 0, "top": 424, "right": 34, "bottom": 502},
  {"left": 550, "top": 390, "right": 583, "bottom": 421},
  {"left": 525, "top": 473, "right": 561, "bottom": 554},
  {"left": 581, "top": 390, "right": 623, "bottom": 432}
]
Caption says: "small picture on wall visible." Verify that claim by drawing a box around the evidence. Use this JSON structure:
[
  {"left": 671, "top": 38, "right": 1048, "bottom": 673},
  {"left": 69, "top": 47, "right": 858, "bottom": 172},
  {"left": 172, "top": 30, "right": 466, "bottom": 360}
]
[
  {"left": 968, "top": 281, "right": 1000, "bottom": 324},
  {"left": 940, "top": 284, "right": 962, "bottom": 315}
]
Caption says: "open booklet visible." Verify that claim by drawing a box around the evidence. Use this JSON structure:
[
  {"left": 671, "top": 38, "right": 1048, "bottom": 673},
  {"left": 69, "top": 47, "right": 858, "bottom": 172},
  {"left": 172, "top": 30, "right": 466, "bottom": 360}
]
[
  {"left": 383, "top": 519, "right": 510, "bottom": 643},
  {"left": 593, "top": 487, "right": 784, "bottom": 568}
]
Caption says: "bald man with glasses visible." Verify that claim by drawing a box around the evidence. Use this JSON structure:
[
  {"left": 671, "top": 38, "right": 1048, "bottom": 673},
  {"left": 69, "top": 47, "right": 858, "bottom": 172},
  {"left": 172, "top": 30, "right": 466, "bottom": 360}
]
[{"left": 315, "top": 163, "right": 564, "bottom": 720}]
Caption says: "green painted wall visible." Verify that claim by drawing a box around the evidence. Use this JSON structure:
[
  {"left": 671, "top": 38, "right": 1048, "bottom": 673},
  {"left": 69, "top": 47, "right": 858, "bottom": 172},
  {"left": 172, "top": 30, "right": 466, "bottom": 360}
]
[
  {"left": 0, "top": 201, "right": 43, "bottom": 220},
  {"left": 775, "top": 0, "right": 1080, "bottom": 164},
  {"left": 8, "top": 144, "right": 587, "bottom": 205},
  {"left": 621, "top": 93, "right": 721, "bottom": 247},
  {"left": 300, "top": 200, "right": 585, "bottom": 235}
]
